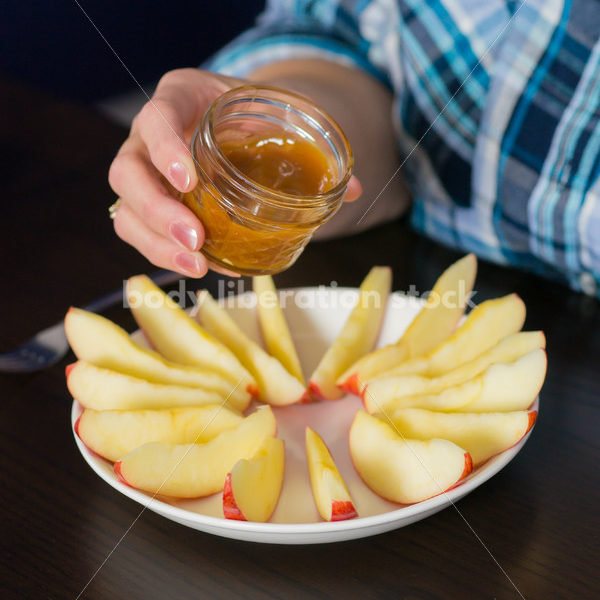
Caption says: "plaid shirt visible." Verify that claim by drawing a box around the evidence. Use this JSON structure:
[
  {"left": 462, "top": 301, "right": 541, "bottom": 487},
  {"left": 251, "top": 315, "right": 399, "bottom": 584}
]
[{"left": 206, "top": 0, "right": 600, "bottom": 296}]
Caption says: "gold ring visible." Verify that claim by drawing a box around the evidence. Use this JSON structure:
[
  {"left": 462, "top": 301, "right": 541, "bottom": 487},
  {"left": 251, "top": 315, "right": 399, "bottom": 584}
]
[{"left": 108, "top": 198, "right": 123, "bottom": 220}]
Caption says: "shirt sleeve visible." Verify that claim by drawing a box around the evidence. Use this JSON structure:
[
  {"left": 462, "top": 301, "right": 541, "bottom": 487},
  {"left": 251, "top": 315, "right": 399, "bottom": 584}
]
[
  {"left": 399, "top": 0, "right": 600, "bottom": 298},
  {"left": 203, "top": 0, "right": 389, "bottom": 84}
]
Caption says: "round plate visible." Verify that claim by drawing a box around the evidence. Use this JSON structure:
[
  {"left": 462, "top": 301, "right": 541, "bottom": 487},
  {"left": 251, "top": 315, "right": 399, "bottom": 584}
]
[{"left": 71, "top": 288, "right": 538, "bottom": 544}]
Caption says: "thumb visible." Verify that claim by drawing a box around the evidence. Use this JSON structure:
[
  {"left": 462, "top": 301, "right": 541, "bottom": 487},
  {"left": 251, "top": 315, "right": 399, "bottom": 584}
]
[{"left": 343, "top": 176, "right": 363, "bottom": 202}]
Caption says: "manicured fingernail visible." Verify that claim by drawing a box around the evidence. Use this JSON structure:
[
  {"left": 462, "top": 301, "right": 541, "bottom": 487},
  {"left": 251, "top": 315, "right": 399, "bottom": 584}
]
[
  {"left": 170, "top": 221, "right": 199, "bottom": 251},
  {"left": 168, "top": 161, "right": 190, "bottom": 191},
  {"left": 174, "top": 252, "right": 205, "bottom": 276}
]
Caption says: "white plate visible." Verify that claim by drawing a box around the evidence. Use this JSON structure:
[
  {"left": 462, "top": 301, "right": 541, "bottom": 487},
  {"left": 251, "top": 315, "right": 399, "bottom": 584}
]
[{"left": 71, "top": 288, "right": 538, "bottom": 544}]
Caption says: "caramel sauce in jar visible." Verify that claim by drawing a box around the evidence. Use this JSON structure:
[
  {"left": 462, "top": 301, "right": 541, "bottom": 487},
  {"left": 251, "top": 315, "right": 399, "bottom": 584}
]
[
  {"left": 221, "top": 134, "right": 334, "bottom": 196},
  {"left": 182, "top": 86, "right": 353, "bottom": 275}
]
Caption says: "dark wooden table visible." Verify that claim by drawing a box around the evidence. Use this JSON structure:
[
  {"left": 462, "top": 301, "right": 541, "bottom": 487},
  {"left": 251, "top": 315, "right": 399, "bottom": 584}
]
[{"left": 1, "top": 79, "right": 598, "bottom": 600}]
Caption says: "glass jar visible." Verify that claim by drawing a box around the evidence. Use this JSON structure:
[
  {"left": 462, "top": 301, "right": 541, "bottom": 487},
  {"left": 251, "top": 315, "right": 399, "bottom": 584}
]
[{"left": 181, "top": 86, "right": 353, "bottom": 275}]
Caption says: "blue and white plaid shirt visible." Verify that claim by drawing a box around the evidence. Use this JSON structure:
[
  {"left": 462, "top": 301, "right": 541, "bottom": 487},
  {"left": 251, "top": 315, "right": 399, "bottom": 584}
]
[{"left": 207, "top": 0, "right": 600, "bottom": 296}]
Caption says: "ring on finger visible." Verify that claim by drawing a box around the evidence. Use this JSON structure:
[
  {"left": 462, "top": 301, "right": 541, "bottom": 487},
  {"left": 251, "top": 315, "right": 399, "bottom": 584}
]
[{"left": 109, "top": 198, "right": 123, "bottom": 220}]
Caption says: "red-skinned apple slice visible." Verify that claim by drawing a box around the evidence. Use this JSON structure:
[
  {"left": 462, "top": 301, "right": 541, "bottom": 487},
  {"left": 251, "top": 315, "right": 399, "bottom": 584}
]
[
  {"left": 222, "top": 437, "right": 285, "bottom": 522},
  {"left": 381, "top": 408, "right": 538, "bottom": 465},
  {"left": 349, "top": 411, "right": 472, "bottom": 504},
  {"left": 196, "top": 291, "right": 305, "bottom": 406},
  {"left": 363, "top": 348, "right": 546, "bottom": 414},
  {"left": 114, "top": 406, "right": 276, "bottom": 498},
  {"left": 126, "top": 275, "right": 257, "bottom": 395},
  {"left": 359, "top": 330, "right": 545, "bottom": 399},
  {"left": 76, "top": 406, "right": 243, "bottom": 462},
  {"left": 253, "top": 275, "right": 304, "bottom": 384},
  {"left": 305, "top": 427, "right": 357, "bottom": 521},
  {"left": 337, "top": 253, "right": 477, "bottom": 393},
  {"left": 64, "top": 307, "right": 251, "bottom": 408},
  {"left": 307, "top": 266, "right": 392, "bottom": 400},
  {"left": 66, "top": 361, "right": 248, "bottom": 412}
]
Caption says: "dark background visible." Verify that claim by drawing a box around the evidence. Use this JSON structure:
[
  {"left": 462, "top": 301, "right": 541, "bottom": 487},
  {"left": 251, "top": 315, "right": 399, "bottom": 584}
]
[{"left": 1, "top": 1, "right": 266, "bottom": 103}]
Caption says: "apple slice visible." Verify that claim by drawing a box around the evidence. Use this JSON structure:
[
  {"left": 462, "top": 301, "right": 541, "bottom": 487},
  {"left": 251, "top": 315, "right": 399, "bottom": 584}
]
[
  {"left": 397, "top": 253, "right": 477, "bottom": 357},
  {"left": 76, "top": 405, "right": 243, "bottom": 462},
  {"left": 382, "top": 408, "right": 537, "bottom": 465},
  {"left": 127, "top": 275, "right": 256, "bottom": 394},
  {"left": 363, "top": 348, "right": 546, "bottom": 414},
  {"left": 337, "top": 253, "right": 477, "bottom": 393},
  {"left": 196, "top": 291, "right": 305, "bottom": 406},
  {"left": 363, "top": 377, "right": 481, "bottom": 414},
  {"left": 64, "top": 308, "right": 251, "bottom": 408},
  {"left": 456, "top": 348, "right": 547, "bottom": 412},
  {"left": 360, "top": 331, "right": 545, "bottom": 398},
  {"left": 349, "top": 411, "right": 472, "bottom": 504},
  {"left": 222, "top": 437, "right": 285, "bottom": 522},
  {"left": 253, "top": 275, "right": 304, "bottom": 384},
  {"left": 382, "top": 293, "right": 526, "bottom": 378},
  {"left": 307, "top": 266, "right": 392, "bottom": 400},
  {"left": 114, "top": 406, "right": 277, "bottom": 497},
  {"left": 66, "top": 361, "right": 249, "bottom": 412},
  {"left": 305, "top": 427, "right": 357, "bottom": 521}
]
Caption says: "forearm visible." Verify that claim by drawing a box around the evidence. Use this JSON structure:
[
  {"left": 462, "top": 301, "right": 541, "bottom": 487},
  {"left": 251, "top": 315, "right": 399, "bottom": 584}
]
[{"left": 248, "top": 59, "right": 410, "bottom": 238}]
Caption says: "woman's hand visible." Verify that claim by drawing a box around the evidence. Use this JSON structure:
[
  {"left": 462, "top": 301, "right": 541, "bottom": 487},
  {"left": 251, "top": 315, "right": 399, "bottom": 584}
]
[
  {"left": 108, "top": 67, "right": 363, "bottom": 277},
  {"left": 108, "top": 68, "right": 240, "bottom": 277}
]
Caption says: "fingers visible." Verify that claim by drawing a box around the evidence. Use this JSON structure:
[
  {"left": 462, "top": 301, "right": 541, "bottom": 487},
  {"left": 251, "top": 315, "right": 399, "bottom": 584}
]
[
  {"left": 109, "top": 136, "right": 204, "bottom": 251},
  {"left": 133, "top": 96, "right": 197, "bottom": 193},
  {"left": 108, "top": 69, "right": 243, "bottom": 278},
  {"left": 132, "top": 69, "right": 234, "bottom": 194},
  {"left": 113, "top": 202, "right": 208, "bottom": 278},
  {"left": 108, "top": 69, "right": 248, "bottom": 278},
  {"left": 344, "top": 175, "right": 362, "bottom": 202},
  {"left": 113, "top": 202, "right": 239, "bottom": 278}
]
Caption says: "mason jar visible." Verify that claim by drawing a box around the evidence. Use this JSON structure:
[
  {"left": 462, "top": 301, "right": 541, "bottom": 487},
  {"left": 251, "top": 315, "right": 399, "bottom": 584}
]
[{"left": 180, "top": 86, "right": 353, "bottom": 275}]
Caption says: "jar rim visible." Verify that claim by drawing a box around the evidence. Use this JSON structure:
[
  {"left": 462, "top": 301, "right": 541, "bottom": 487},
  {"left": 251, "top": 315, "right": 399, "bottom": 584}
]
[{"left": 192, "top": 85, "right": 353, "bottom": 209}]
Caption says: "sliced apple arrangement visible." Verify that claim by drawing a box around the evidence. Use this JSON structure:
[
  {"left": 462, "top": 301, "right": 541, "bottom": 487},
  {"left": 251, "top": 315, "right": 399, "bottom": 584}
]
[{"left": 67, "top": 257, "right": 545, "bottom": 523}]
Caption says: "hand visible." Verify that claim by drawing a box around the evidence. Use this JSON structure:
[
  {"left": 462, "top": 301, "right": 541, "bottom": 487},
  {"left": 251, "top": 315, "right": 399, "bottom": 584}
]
[{"left": 108, "top": 68, "right": 362, "bottom": 278}]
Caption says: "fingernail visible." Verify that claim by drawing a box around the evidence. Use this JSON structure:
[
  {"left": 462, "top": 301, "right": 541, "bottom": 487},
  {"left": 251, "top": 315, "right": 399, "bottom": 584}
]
[
  {"left": 174, "top": 252, "right": 205, "bottom": 276},
  {"left": 170, "top": 222, "right": 199, "bottom": 251},
  {"left": 168, "top": 161, "right": 191, "bottom": 192}
]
